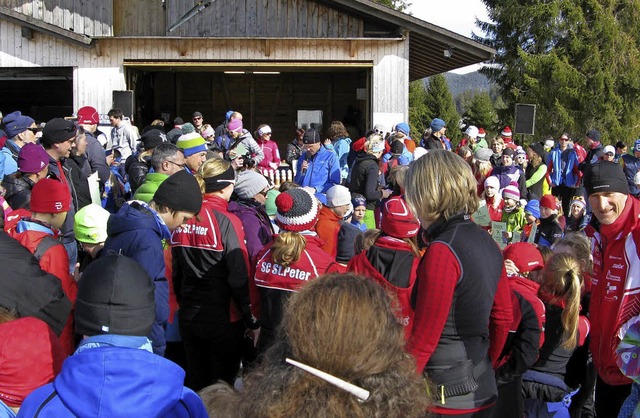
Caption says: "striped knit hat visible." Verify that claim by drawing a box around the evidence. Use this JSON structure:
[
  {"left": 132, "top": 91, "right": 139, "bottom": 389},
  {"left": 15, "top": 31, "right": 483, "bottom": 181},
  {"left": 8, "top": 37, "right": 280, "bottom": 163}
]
[
  {"left": 275, "top": 188, "right": 319, "bottom": 232},
  {"left": 176, "top": 131, "right": 207, "bottom": 157}
]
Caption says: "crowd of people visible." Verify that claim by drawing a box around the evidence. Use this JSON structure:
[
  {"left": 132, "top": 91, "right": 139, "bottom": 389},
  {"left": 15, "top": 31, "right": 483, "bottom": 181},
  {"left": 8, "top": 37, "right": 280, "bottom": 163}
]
[{"left": 1, "top": 106, "right": 640, "bottom": 418}]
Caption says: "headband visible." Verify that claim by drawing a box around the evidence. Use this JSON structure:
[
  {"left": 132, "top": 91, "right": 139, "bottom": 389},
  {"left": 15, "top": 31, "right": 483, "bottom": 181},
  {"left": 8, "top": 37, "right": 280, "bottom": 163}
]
[{"left": 203, "top": 166, "right": 236, "bottom": 193}]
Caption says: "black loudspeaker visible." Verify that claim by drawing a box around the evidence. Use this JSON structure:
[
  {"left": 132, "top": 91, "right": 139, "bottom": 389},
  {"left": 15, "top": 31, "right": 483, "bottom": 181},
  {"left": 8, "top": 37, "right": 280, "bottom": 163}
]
[
  {"left": 112, "top": 90, "right": 134, "bottom": 119},
  {"left": 515, "top": 104, "right": 536, "bottom": 135}
]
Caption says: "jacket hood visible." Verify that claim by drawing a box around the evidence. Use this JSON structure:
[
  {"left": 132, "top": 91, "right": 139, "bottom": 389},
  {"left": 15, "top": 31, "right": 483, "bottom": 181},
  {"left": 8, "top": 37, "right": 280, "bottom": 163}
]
[
  {"left": 355, "top": 152, "right": 379, "bottom": 164},
  {"left": 106, "top": 202, "right": 162, "bottom": 237},
  {"left": 54, "top": 347, "right": 190, "bottom": 417}
]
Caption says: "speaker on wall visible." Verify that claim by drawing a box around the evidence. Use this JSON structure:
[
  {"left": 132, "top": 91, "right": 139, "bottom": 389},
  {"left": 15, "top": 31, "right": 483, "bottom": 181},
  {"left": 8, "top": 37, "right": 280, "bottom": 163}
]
[
  {"left": 515, "top": 104, "right": 536, "bottom": 135},
  {"left": 112, "top": 90, "right": 134, "bottom": 119}
]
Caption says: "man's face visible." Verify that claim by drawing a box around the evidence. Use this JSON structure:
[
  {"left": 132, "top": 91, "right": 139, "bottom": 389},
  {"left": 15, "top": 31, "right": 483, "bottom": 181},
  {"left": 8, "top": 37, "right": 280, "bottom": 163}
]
[
  {"left": 585, "top": 137, "right": 594, "bottom": 148},
  {"left": 589, "top": 192, "right": 628, "bottom": 225},
  {"left": 21, "top": 123, "right": 39, "bottom": 144},
  {"left": 193, "top": 115, "right": 203, "bottom": 127},
  {"left": 51, "top": 211, "right": 68, "bottom": 230},
  {"left": 163, "top": 153, "right": 187, "bottom": 175},
  {"left": 304, "top": 142, "right": 321, "bottom": 156},
  {"left": 491, "top": 141, "right": 503, "bottom": 154},
  {"left": 108, "top": 116, "right": 120, "bottom": 127},
  {"left": 185, "top": 151, "right": 207, "bottom": 172},
  {"left": 604, "top": 152, "right": 615, "bottom": 162},
  {"left": 74, "top": 133, "right": 87, "bottom": 156},
  {"left": 55, "top": 136, "right": 77, "bottom": 159}
]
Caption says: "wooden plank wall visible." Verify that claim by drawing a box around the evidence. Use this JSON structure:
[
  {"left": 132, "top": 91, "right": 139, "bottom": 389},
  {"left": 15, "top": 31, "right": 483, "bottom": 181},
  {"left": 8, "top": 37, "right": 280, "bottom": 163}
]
[
  {"left": 113, "top": 0, "right": 165, "bottom": 36},
  {"left": 3, "top": 0, "right": 112, "bottom": 36},
  {"left": 166, "top": 0, "right": 363, "bottom": 38},
  {"left": 0, "top": 18, "right": 408, "bottom": 122}
]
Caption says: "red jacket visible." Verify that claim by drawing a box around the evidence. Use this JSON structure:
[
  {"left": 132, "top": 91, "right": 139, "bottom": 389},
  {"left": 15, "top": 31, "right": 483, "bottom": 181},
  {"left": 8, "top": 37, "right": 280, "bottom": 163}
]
[
  {"left": 589, "top": 196, "right": 640, "bottom": 385},
  {"left": 315, "top": 206, "right": 341, "bottom": 257},
  {"left": 348, "top": 237, "right": 419, "bottom": 340},
  {"left": 509, "top": 276, "right": 545, "bottom": 348},
  {"left": 13, "top": 225, "right": 77, "bottom": 356}
]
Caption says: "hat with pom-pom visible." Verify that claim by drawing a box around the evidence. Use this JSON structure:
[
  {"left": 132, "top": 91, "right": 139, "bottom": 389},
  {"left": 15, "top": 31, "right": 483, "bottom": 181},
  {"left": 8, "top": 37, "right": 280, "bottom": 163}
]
[
  {"left": 501, "top": 126, "right": 512, "bottom": 137},
  {"left": 275, "top": 187, "right": 319, "bottom": 232},
  {"left": 502, "top": 184, "right": 520, "bottom": 201},
  {"left": 477, "top": 128, "right": 486, "bottom": 138}
]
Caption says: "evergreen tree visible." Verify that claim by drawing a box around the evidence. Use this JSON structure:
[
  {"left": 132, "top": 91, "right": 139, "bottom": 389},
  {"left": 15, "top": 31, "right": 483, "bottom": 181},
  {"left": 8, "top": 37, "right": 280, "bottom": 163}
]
[
  {"left": 425, "top": 74, "right": 462, "bottom": 142},
  {"left": 408, "top": 80, "right": 429, "bottom": 140},
  {"left": 476, "top": 0, "right": 640, "bottom": 142},
  {"left": 463, "top": 91, "right": 498, "bottom": 134},
  {"left": 372, "top": 0, "right": 411, "bottom": 13}
]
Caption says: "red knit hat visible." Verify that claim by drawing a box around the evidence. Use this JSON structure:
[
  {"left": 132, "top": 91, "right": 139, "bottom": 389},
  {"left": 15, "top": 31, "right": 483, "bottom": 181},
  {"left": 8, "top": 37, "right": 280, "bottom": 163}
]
[
  {"left": 0, "top": 317, "right": 64, "bottom": 407},
  {"left": 540, "top": 194, "right": 558, "bottom": 211},
  {"left": 76, "top": 106, "right": 99, "bottom": 125},
  {"left": 503, "top": 242, "right": 544, "bottom": 273},
  {"left": 501, "top": 126, "right": 512, "bottom": 137},
  {"left": 477, "top": 128, "right": 486, "bottom": 138},
  {"left": 381, "top": 196, "right": 420, "bottom": 238},
  {"left": 30, "top": 178, "right": 71, "bottom": 214}
]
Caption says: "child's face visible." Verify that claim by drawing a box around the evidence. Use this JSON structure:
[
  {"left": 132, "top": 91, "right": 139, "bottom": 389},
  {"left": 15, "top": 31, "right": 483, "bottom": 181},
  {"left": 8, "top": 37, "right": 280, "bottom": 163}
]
[
  {"left": 516, "top": 154, "right": 526, "bottom": 165},
  {"left": 485, "top": 186, "right": 497, "bottom": 198},
  {"left": 540, "top": 206, "right": 555, "bottom": 219},
  {"left": 353, "top": 206, "right": 366, "bottom": 222},
  {"left": 525, "top": 213, "right": 537, "bottom": 224},
  {"left": 571, "top": 204, "right": 584, "bottom": 218},
  {"left": 503, "top": 198, "right": 516, "bottom": 210}
]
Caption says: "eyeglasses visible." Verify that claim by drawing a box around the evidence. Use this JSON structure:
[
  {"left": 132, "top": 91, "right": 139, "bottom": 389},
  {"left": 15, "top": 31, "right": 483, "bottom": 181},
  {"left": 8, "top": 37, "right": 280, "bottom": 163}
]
[
  {"left": 27, "top": 127, "right": 41, "bottom": 134},
  {"left": 262, "top": 132, "right": 272, "bottom": 136},
  {"left": 166, "top": 160, "right": 186, "bottom": 169},
  {"left": 193, "top": 117, "right": 202, "bottom": 120},
  {"left": 259, "top": 189, "right": 269, "bottom": 197}
]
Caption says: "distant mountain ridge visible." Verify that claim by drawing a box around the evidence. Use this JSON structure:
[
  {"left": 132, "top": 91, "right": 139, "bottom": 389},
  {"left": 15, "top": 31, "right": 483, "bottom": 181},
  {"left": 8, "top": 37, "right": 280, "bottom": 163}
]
[{"left": 444, "top": 71, "right": 492, "bottom": 97}]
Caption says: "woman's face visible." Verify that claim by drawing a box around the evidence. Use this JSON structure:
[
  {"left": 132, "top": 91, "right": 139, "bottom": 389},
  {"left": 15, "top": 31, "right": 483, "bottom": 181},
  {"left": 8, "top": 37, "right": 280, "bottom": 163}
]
[
  {"left": 492, "top": 141, "right": 504, "bottom": 154},
  {"left": 571, "top": 204, "right": 584, "bottom": 218}
]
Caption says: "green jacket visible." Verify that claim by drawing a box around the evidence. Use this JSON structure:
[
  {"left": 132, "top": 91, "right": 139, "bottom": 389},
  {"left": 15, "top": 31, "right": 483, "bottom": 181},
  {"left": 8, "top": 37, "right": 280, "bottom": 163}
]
[
  {"left": 501, "top": 206, "right": 526, "bottom": 233},
  {"left": 133, "top": 172, "right": 168, "bottom": 203}
]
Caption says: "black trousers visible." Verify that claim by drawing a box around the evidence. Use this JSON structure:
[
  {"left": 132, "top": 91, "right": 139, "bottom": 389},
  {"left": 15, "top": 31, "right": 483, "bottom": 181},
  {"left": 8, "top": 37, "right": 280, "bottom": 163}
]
[
  {"left": 552, "top": 185, "right": 577, "bottom": 217},
  {"left": 180, "top": 319, "right": 244, "bottom": 392},
  {"left": 595, "top": 376, "right": 631, "bottom": 418}
]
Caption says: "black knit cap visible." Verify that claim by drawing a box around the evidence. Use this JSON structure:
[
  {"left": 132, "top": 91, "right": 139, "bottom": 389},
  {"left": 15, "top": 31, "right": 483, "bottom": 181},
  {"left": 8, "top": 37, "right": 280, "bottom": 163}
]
[
  {"left": 584, "top": 161, "right": 629, "bottom": 196},
  {"left": 75, "top": 255, "right": 155, "bottom": 337},
  {"left": 302, "top": 129, "right": 321, "bottom": 144},
  {"left": 152, "top": 170, "right": 202, "bottom": 214},
  {"left": 41, "top": 118, "right": 77, "bottom": 147},
  {"left": 529, "top": 142, "right": 545, "bottom": 159},
  {"left": 141, "top": 130, "right": 165, "bottom": 150}
]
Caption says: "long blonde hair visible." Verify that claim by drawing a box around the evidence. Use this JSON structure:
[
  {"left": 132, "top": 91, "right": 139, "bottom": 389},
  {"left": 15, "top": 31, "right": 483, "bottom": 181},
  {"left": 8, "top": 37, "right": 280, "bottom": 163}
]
[
  {"left": 541, "top": 253, "right": 583, "bottom": 350},
  {"left": 195, "top": 157, "right": 231, "bottom": 195},
  {"left": 271, "top": 231, "right": 306, "bottom": 267}
]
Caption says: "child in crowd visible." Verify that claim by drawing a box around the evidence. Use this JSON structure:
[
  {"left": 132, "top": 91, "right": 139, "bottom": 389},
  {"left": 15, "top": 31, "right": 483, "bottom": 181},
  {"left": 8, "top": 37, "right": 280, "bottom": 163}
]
[
  {"left": 501, "top": 184, "right": 526, "bottom": 240},
  {"left": 522, "top": 200, "right": 540, "bottom": 242},
  {"left": 350, "top": 193, "right": 367, "bottom": 232},
  {"left": 482, "top": 176, "right": 504, "bottom": 225},
  {"left": 535, "top": 194, "right": 563, "bottom": 249},
  {"left": 564, "top": 196, "right": 589, "bottom": 233}
]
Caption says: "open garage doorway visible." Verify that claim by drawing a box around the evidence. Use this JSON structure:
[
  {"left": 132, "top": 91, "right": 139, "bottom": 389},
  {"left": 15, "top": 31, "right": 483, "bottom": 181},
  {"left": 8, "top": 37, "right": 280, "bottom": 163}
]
[
  {"left": 125, "top": 63, "right": 370, "bottom": 153},
  {"left": 0, "top": 67, "right": 73, "bottom": 123}
]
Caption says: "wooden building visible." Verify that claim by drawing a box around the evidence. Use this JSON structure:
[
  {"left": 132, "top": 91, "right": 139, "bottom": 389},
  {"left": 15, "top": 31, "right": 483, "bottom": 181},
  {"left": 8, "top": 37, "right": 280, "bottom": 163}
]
[{"left": 0, "top": 0, "right": 494, "bottom": 137}]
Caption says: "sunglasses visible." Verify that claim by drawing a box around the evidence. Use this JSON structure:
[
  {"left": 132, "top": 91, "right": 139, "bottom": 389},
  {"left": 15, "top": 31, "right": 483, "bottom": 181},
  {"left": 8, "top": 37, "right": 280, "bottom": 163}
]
[{"left": 27, "top": 127, "right": 41, "bottom": 134}]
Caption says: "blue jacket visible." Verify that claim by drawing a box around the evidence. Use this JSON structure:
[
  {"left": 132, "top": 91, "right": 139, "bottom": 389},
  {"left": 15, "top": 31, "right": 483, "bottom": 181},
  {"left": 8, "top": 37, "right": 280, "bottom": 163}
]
[
  {"left": 1, "top": 140, "right": 19, "bottom": 177},
  {"left": 621, "top": 154, "right": 640, "bottom": 197},
  {"left": 332, "top": 137, "right": 352, "bottom": 181},
  {"left": 294, "top": 145, "right": 341, "bottom": 193},
  {"left": 548, "top": 145, "right": 579, "bottom": 188},
  {"left": 17, "top": 346, "right": 207, "bottom": 418},
  {"left": 101, "top": 202, "right": 170, "bottom": 356}
]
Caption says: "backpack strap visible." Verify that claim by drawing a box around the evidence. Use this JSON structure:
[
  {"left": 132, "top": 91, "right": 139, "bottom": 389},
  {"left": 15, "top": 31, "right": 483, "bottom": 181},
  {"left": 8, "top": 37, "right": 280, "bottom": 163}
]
[{"left": 34, "top": 235, "right": 61, "bottom": 261}]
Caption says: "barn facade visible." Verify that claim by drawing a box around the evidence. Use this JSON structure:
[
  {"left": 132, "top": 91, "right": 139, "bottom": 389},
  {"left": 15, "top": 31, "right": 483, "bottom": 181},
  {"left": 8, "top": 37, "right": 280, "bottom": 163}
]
[{"left": 0, "top": 0, "right": 493, "bottom": 137}]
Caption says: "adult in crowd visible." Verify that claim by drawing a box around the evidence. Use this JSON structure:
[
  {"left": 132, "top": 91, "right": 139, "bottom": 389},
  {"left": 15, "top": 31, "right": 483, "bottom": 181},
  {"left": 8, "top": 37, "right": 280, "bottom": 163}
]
[
  {"left": 578, "top": 129, "right": 604, "bottom": 174},
  {"left": 285, "top": 128, "right": 304, "bottom": 167},
  {"left": 171, "top": 158, "right": 258, "bottom": 391},
  {"left": 491, "top": 148, "right": 527, "bottom": 198},
  {"left": 255, "top": 124, "right": 280, "bottom": 171},
  {"left": 294, "top": 129, "right": 340, "bottom": 193},
  {"left": 63, "top": 125, "right": 92, "bottom": 209},
  {"left": 548, "top": 132, "right": 580, "bottom": 216},
  {"left": 584, "top": 161, "right": 638, "bottom": 415},
  {"left": 76, "top": 106, "right": 111, "bottom": 188},
  {"left": 166, "top": 117, "right": 184, "bottom": 143},
  {"left": 11, "top": 178, "right": 77, "bottom": 355},
  {"left": 176, "top": 130, "right": 208, "bottom": 174},
  {"left": 133, "top": 143, "right": 186, "bottom": 202},
  {"left": 40, "top": 118, "right": 79, "bottom": 272},
  {"left": 192, "top": 111, "right": 205, "bottom": 132},
  {"left": 349, "top": 133, "right": 391, "bottom": 229},
  {"left": 422, "top": 118, "right": 447, "bottom": 150},
  {"left": 2, "top": 143, "right": 49, "bottom": 209},
  {"left": 0, "top": 316, "right": 64, "bottom": 418},
  {"left": 225, "top": 118, "right": 264, "bottom": 166},
  {"left": 253, "top": 187, "right": 331, "bottom": 352},
  {"left": 125, "top": 129, "right": 166, "bottom": 193},
  {"left": 525, "top": 141, "right": 548, "bottom": 200},
  {"left": 1, "top": 111, "right": 38, "bottom": 176},
  {"left": 238, "top": 274, "right": 429, "bottom": 417},
  {"left": 325, "top": 121, "right": 352, "bottom": 183},
  {"left": 347, "top": 196, "right": 421, "bottom": 340},
  {"left": 107, "top": 108, "right": 139, "bottom": 159},
  {"left": 620, "top": 138, "right": 640, "bottom": 198},
  {"left": 490, "top": 137, "right": 505, "bottom": 168},
  {"left": 404, "top": 150, "right": 512, "bottom": 417},
  {"left": 17, "top": 255, "right": 208, "bottom": 418},
  {"left": 102, "top": 170, "right": 202, "bottom": 356}
]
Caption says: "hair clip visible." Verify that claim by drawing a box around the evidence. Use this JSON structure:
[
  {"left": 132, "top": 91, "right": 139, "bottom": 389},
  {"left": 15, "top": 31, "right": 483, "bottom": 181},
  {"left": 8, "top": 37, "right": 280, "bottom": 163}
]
[{"left": 285, "top": 358, "right": 370, "bottom": 402}]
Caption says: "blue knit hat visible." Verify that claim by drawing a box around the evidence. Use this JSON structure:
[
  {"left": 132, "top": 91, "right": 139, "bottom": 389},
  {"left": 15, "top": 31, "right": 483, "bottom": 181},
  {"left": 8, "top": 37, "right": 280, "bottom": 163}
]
[
  {"left": 395, "top": 122, "right": 410, "bottom": 136},
  {"left": 3, "top": 111, "right": 34, "bottom": 138},
  {"left": 430, "top": 118, "right": 446, "bottom": 132},
  {"left": 524, "top": 199, "right": 540, "bottom": 219}
]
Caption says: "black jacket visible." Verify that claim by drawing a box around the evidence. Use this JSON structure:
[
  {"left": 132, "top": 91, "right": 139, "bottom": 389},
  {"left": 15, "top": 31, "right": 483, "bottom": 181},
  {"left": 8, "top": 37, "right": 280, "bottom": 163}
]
[
  {"left": 64, "top": 154, "right": 92, "bottom": 210},
  {"left": 349, "top": 153, "right": 382, "bottom": 210},
  {"left": 0, "top": 231, "right": 71, "bottom": 335},
  {"left": 2, "top": 174, "right": 34, "bottom": 209},
  {"left": 124, "top": 154, "right": 150, "bottom": 194},
  {"left": 423, "top": 134, "right": 445, "bottom": 150}
]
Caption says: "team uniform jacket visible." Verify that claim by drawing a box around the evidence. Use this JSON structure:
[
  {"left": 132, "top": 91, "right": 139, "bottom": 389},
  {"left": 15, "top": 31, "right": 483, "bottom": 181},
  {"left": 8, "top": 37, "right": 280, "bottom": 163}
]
[
  {"left": 589, "top": 196, "right": 640, "bottom": 385},
  {"left": 254, "top": 234, "right": 331, "bottom": 343},
  {"left": 347, "top": 236, "right": 420, "bottom": 339},
  {"left": 171, "top": 194, "right": 257, "bottom": 329},
  {"left": 406, "top": 214, "right": 512, "bottom": 413}
]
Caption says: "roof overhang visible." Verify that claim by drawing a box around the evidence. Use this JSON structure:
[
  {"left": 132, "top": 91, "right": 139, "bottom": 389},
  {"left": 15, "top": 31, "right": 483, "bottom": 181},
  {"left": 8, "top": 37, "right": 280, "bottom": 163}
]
[
  {"left": 317, "top": 0, "right": 495, "bottom": 80},
  {"left": 0, "top": 6, "right": 92, "bottom": 47}
]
